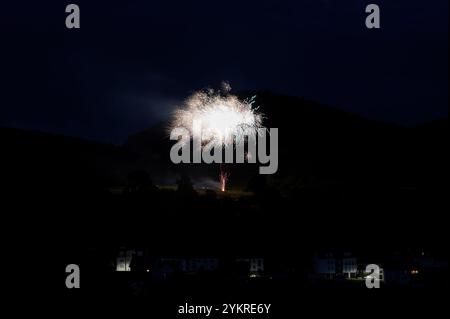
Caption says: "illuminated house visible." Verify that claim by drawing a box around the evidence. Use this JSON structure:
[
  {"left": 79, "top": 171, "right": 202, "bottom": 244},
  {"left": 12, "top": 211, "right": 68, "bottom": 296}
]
[
  {"left": 114, "top": 248, "right": 266, "bottom": 279},
  {"left": 342, "top": 253, "right": 358, "bottom": 278},
  {"left": 116, "top": 248, "right": 144, "bottom": 272},
  {"left": 184, "top": 258, "right": 219, "bottom": 272},
  {"left": 314, "top": 251, "right": 357, "bottom": 279}
]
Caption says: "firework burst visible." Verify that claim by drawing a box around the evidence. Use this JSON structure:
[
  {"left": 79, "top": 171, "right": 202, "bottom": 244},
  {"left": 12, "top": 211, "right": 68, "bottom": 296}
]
[
  {"left": 170, "top": 83, "right": 263, "bottom": 191},
  {"left": 170, "top": 84, "right": 263, "bottom": 147}
]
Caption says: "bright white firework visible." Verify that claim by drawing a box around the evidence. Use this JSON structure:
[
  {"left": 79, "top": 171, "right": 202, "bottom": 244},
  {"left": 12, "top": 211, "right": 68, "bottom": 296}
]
[
  {"left": 170, "top": 85, "right": 263, "bottom": 147},
  {"left": 170, "top": 84, "right": 263, "bottom": 192}
]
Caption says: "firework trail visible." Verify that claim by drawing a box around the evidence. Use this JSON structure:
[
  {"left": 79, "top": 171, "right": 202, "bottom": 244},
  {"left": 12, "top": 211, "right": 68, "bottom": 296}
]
[
  {"left": 170, "top": 83, "right": 263, "bottom": 191},
  {"left": 219, "top": 163, "right": 231, "bottom": 192}
]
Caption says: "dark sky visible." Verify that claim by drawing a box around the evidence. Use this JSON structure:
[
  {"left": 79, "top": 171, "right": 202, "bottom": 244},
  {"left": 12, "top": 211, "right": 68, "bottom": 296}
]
[{"left": 1, "top": 0, "right": 448, "bottom": 144}]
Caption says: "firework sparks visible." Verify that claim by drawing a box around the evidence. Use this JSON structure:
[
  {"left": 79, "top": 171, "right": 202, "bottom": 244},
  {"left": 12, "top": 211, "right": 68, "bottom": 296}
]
[
  {"left": 170, "top": 83, "right": 263, "bottom": 192},
  {"left": 170, "top": 84, "right": 263, "bottom": 147}
]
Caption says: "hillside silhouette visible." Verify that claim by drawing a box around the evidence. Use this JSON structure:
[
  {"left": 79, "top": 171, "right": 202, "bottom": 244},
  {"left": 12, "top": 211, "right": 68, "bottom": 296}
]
[{"left": 1, "top": 93, "right": 447, "bottom": 266}]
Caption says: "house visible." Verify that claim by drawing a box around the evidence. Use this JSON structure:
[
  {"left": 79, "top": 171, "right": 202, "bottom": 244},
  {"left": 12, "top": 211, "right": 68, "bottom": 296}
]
[
  {"left": 116, "top": 248, "right": 144, "bottom": 272},
  {"left": 184, "top": 258, "right": 219, "bottom": 272},
  {"left": 313, "top": 252, "right": 336, "bottom": 279},
  {"left": 148, "top": 257, "right": 220, "bottom": 280},
  {"left": 114, "top": 248, "right": 266, "bottom": 280},
  {"left": 342, "top": 252, "right": 358, "bottom": 279},
  {"left": 314, "top": 251, "right": 357, "bottom": 279}
]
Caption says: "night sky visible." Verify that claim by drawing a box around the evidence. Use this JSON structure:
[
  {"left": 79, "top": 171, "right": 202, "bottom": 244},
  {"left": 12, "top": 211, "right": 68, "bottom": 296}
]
[{"left": 1, "top": 0, "right": 448, "bottom": 144}]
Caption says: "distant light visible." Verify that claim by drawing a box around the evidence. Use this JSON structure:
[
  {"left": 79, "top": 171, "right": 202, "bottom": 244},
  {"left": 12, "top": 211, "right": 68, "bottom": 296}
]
[
  {"left": 146, "top": 269, "right": 150, "bottom": 272},
  {"left": 411, "top": 269, "right": 419, "bottom": 275}
]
